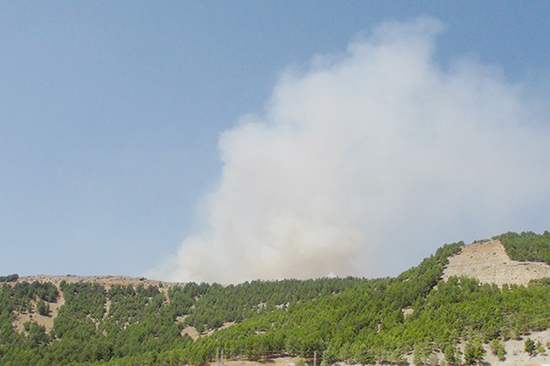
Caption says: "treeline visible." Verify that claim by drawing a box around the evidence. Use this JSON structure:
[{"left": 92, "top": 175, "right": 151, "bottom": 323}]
[
  {"left": 169, "top": 277, "right": 363, "bottom": 332},
  {"left": 497, "top": 231, "right": 550, "bottom": 264},
  {"left": 2, "top": 232, "right": 550, "bottom": 366},
  {"left": 168, "top": 242, "right": 465, "bottom": 365},
  {"left": 0, "top": 274, "right": 19, "bottom": 282},
  {"left": 0, "top": 281, "right": 58, "bottom": 314},
  {"left": 0, "top": 281, "right": 59, "bottom": 364}
]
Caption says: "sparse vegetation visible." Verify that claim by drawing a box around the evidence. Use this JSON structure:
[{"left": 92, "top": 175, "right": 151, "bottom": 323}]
[
  {"left": 525, "top": 338, "right": 537, "bottom": 357},
  {"left": 490, "top": 338, "right": 506, "bottom": 361}
]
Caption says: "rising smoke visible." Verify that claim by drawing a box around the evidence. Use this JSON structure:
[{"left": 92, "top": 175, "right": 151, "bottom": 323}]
[{"left": 151, "top": 17, "right": 550, "bottom": 284}]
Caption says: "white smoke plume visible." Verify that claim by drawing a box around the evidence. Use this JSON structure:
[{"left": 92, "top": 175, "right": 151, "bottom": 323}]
[{"left": 153, "top": 17, "right": 550, "bottom": 283}]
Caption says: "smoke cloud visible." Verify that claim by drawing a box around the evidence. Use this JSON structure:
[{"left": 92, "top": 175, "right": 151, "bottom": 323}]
[{"left": 152, "top": 17, "right": 550, "bottom": 283}]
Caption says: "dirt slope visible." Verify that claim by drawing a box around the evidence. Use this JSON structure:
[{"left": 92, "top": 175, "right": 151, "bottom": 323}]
[
  {"left": 12, "top": 294, "right": 65, "bottom": 334},
  {"left": 443, "top": 240, "right": 550, "bottom": 286}
]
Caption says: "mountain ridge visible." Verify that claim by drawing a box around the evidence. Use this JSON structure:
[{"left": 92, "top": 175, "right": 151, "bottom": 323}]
[
  {"left": 13, "top": 274, "right": 180, "bottom": 290},
  {"left": 2, "top": 230, "right": 550, "bottom": 366}
]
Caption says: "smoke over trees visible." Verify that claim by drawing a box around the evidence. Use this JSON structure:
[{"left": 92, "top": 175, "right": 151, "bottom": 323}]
[{"left": 151, "top": 17, "right": 550, "bottom": 284}]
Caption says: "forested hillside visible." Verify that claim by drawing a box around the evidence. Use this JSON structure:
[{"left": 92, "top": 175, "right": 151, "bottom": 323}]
[
  {"left": 2, "top": 232, "right": 550, "bottom": 366},
  {"left": 497, "top": 231, "right": 550, "bottom": 264}
]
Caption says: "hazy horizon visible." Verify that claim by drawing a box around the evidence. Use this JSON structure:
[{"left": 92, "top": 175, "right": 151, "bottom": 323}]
[{"left": 2, "top": 3, "right": 549, "bottom": 282}]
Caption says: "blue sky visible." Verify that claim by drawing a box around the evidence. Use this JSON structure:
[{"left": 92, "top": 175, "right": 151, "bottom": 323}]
[{"left": 1, "top": 2, "right": 549, "bottom": 280}]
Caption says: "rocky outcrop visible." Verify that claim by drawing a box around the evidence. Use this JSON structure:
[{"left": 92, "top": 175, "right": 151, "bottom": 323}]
[{"left": 442, "top": 240, "right": 550, "bottom": 286}]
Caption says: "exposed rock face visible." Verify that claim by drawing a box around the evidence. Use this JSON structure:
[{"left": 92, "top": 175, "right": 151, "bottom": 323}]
[{"left": 442, "top": 240, "right": 550, "bottom": 286}]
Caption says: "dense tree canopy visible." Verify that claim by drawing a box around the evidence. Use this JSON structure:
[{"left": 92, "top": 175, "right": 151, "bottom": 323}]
[
  {"left": 1, "top": 231, "right": 550, "bottom": 365},
  {"left": 497, "top": 231, "right": 550, "bottom": 264}
]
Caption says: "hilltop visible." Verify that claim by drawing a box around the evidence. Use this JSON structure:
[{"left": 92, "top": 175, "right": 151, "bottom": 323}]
[
  {"left": 2, "top": 231, "right": 550, "bottom": 366},
  {"left": 14, "top": 274, "right": 179, "bottom": 290}
]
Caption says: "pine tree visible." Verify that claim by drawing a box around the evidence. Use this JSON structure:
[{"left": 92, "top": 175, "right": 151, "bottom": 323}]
[
  {"left": 37, "top": 300, "right": 49, "bottom": 316},
  {"left": 464, "top": 339, "right": 485, "bottom": 365},
  {"left": 490, "top": 339, "right": 506, "bottom": 361},
  {"left": 525, "top": 338, "right": 537, "bottom": 357}
]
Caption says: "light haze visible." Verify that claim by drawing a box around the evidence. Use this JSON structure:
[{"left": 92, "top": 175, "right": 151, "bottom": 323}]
[{"left": 1, "top": 3, "right": 549, "bottom": 280}]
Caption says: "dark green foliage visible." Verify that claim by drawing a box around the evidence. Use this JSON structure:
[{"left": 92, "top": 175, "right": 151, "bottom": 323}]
[
  {"left": 321, "top": 345, "right": 338, "bottom": 366},
  {"left": 490, "top": 338, "right": 506, "bottom": 361},
  {"left": 37, "top": 300, "right": 49, "bottom": 316},
  {"left": 464, "top": 338, "right": 485, "bottom": 365},
  {"left": 34, "top": 282, "right": 59, "bottom": 303},
  {"left": 26, "top": 322, "right": 50, "bottom": 348},
  {"left": 169, "top": 277, "right": 361, "bottom": 330},
  {"left": 2, "top": 232, "right": 550, "bottom": 366},
  {"left": 443, "top": 344, "right": 460, "bottom": 366},
  {"left": 497, "top": 231, "right": 550, "bottom": 264},
  {"left": 525, "top": 337, "right": 537, "bottom": 356},
  {"left": 53, "top": 282, "right": 107, "bottom": 340},
  {"left": 0, "top": 274, "right": 19, "bottom": 282},
  {"left": 0, "top": 281, "right": 58, "bottom": 316}
]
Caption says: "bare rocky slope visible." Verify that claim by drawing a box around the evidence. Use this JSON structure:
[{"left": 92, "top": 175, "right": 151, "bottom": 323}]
[{"left": 442, "top": 239, "right": 550, "bottom": 286}]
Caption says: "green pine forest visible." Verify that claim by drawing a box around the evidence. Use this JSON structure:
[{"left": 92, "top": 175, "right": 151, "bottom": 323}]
[{"left": 1, "top": 231, "right": 550, "bottom": 366}]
